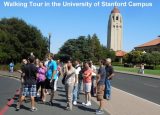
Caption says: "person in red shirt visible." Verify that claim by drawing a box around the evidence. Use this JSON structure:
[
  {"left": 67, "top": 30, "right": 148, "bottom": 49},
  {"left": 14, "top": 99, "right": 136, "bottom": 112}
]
[{"left": 82, "top": 62, "right": 92, "bottom": 106}]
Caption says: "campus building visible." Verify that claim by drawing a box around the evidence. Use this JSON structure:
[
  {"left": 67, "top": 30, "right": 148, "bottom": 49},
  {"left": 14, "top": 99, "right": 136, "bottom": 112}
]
[
  {"left": 135, "top": 37, "right": 160, "bottom": 52},
  {"left": 107, "top": 7, "right": 123, "bottom": 51}
]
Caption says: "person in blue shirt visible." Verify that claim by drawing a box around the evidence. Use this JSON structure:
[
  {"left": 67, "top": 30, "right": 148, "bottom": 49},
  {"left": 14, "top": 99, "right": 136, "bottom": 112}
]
[
  {"left": 9, "top": 62, "right": 14, "bottom": 72},
  {"left": 45, "top": 53, "right": 58, "bottom": 106}
]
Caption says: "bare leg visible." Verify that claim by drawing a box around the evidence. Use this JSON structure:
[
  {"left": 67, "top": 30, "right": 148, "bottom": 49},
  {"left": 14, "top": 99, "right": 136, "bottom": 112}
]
[
  {"left": 31, "top": 96, "right": 35, "bottom": 108},
  {"left": 85, "top": 93, "right": 87, "bottom": 103},
  {"left": 42, "top": 89, "right": 46, "bottom": 102},
  {"left": 88, "top": 92, "right": 91, "bottom": 102},
  {"left": 50, "top": 89, "right": 54, "bottom": 102},
  {"left": 99, "top": 100, "right": 104, "bottom": 110},
  {"left": 16, "top": 96, "right": 25, "bottom": 109}
]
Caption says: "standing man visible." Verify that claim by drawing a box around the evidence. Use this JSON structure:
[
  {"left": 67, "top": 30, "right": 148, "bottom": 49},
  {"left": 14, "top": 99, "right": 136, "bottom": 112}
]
[
  {"left": 64, "top": 60, "right": 76, "bottom": 111},
  {"left": 45, "top": 53, "right": 58, "bottom": 106},
  {"left": 104, "top": 58, "right": 114, "bottom": 100},
  {"left": 89, "top": 61, "right": 97, "bottom": 97},
  {"left": 95, "top": 60, "right": 106, "bottom": 114},
  {"left": 73, "top": 60, "right": 81, "bottom": 105},
  {"left": 16, "top": 56, "right": 38, "bottom": 112}
]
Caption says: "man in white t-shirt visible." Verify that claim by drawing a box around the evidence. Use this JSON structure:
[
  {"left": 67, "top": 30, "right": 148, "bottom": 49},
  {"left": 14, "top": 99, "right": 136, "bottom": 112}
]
[{"left": 73, "top": 60, "right": 81, "bottom": 105}]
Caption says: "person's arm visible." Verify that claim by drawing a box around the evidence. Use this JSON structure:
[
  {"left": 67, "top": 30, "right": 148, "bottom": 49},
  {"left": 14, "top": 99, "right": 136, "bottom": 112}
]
[
  {"left": 35, "top": 67, "right": 39, "bottom": 79},
  {"left": 96, "top": 68, "right": 101, "bottom": 84},
  {"left": 108, "top": 73, "right": 114, "bottom": 80},
  {"left": 73, "top": 72, "right": 77, "bottom": 86},
  {"left": 93, "top": 66, "right": 97, "bottom": 74},
  {"left": 74, "top": 69, "right": 79, "bottom": 86},
  {"left": 84, "top": 71, "right": 92, "bottom": 78},
  {"left": 17, "top": 70, "right": 22, "bottom": 74},
  {"left": 50, "top": 62, "right": 57, "bottom": 82},
  {"left": 108, "top": 66, "right": 114, "bottom": 80}
]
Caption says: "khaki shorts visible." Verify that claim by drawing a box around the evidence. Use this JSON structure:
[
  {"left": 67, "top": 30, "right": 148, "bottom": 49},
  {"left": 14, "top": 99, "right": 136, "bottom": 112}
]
[{"left": 97, "top": 84, "right": 105, "bottom": 101}]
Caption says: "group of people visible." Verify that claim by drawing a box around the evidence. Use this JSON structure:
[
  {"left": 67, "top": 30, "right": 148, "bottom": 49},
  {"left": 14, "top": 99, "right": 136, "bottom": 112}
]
[{"left": 16, "top": 53, "right": 114, "bottom": 115}]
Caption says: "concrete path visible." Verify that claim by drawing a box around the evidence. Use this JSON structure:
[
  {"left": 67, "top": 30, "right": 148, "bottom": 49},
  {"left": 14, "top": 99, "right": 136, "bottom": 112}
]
[
  {"left": 0, "top": 70, "right": 160, "bottom": 115},
  {"left": 92, "top": 87, "right": 160, "bottom": 115},
  {"left": 0, "top": 72, "right": 109, "bottom": 115}
]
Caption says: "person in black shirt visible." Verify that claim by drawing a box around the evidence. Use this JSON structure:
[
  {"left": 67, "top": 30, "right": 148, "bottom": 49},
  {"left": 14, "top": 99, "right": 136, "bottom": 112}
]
[
  {"left": 104, "top": 58, "right": 114, "bottom": 100},
  {"left": 16, "top": 56, "right": 38, "bottom": 112}
]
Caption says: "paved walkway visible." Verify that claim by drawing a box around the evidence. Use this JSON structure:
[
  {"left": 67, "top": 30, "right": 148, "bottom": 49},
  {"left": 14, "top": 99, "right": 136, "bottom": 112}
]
[
  {"left": 0, "top": 71, "right": 109, "bottom": 115},
  {"left": 0, "top": 70, "right": 160, "bottom": 115},
  {"left": 5, "top": 86, "right": 109, "bottom": 115}
]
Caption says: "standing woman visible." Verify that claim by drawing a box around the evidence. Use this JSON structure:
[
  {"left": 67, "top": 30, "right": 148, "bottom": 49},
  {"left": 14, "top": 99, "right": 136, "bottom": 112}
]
[
  {"left": 35, "top": 59, "right": 40, "bottom": 68},
  {"left": 36, "top": 61, "right": 47, "bottom": 102},
  {"left": 82, "top": 62, "right": 92, "bottom": 106},
  {"left": 64, "top": 60, "right": 76, "bottom": 111}
]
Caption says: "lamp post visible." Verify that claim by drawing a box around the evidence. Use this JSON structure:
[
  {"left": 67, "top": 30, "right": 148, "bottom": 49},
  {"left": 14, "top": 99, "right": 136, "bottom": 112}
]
[{"left": 48, "top": 33, "right": 51, "bottom": 53}]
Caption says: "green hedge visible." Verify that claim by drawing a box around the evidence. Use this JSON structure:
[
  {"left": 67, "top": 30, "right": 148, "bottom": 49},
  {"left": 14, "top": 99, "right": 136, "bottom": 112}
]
[{"left": 112, "top": 62, "right": 124, "bottom": 67}]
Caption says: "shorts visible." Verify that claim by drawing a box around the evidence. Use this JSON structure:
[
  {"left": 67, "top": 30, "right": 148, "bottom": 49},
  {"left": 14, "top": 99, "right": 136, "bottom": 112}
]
[
  {"left": 97, "top": 84, "right": 105, "bottom": 101},
  {"left": 84, "top": 83, "right": 91, "bottom": 93},
  {"left": 37, "top": 81, "right": 45, "bottom": 90},
  {"left": 22, "top": 84, "right": 37, "bottom": 97},
  {"left": 45, "top": 79, "right": 55, "bottom": 90}
]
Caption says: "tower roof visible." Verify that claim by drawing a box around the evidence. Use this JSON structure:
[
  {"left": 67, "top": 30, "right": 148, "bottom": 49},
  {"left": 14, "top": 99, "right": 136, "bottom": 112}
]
[{"left": 111, "top": 7, "right": 120, "bottom": 13}]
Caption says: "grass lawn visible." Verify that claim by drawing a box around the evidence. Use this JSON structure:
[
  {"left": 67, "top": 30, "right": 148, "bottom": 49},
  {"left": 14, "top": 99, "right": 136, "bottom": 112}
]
[{"left": 114, "top": 66, "right": 160, "bottom": 76}]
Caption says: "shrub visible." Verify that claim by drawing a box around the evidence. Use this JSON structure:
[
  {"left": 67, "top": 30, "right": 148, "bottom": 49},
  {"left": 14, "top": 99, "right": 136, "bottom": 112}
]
[{"left": 144, "top": 65, "right": 155, "bottom": 70}]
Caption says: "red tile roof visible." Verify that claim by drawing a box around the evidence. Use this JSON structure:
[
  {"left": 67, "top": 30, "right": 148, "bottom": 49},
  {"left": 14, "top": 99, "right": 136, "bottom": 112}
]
[
  {"left": 136, "top": 38, "right": 160, "bottom": 48},
  {"left": 116, "top": 50, "right": 126, "bottom": 57}
]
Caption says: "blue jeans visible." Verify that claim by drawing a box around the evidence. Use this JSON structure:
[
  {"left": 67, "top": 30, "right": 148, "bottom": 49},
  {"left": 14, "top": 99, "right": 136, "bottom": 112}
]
[
  {"left": 105, "top": 79, "right": 111, "bottom": 99},
  {"left": 91, "top": 76, "right": 96, "bottom": 96},
  {"left": 73, "top": 84, "right": 78, "bottom": 102},
  {"left": 77, "top": 79, "right": 83, "bottom": 98}
]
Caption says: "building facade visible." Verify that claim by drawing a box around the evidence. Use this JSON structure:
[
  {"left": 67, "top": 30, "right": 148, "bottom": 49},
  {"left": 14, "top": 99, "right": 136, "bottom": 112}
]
[
  {"left": 107, "top": 7, "right": 123, "bottom": 51},
  {"left": 135, "top": 37, "right": 160, "bottom": 52}
]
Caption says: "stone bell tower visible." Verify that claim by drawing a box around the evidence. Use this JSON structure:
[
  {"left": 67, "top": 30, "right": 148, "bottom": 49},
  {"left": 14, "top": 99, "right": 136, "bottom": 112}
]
[{"left": 107, "top": 7, "right": 123, "bottom": 51}]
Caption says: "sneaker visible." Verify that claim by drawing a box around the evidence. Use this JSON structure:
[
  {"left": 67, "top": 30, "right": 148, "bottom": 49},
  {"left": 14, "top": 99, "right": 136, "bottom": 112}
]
[
  {"left": 85, "top": 101, "right": 91, "bottom": 106},
  {"left": 16, "top": 106, "right": 20, "bottom": 111},
  {"left": 73, "top": 101, "right": 77, "bottom": 105},
  {"left": 82, "top": 102, "right": 86, "bottom": 105},
  {"left": 65, "top": 107, "right": 72, "bottom": 111},
  {"left": 30, "top": 107, "right": 37, "bottom": 112},
  {"left": 106, "top": 96, "right": 111, "bottom": 100},
  {"left": 95, "top": 109, "right": 100, "bottom": 112},
  {"left": 96, "top": 110, "right": 104, "bottom": 115},
  {"left": 49, "top": 101, "right": 54, "bottom": 106},
  {"left": 37, "top": 93, "right": 40, "bottom": 97},
  {"left": 65, "top": 106, "right": 69, "bottom": 109}
]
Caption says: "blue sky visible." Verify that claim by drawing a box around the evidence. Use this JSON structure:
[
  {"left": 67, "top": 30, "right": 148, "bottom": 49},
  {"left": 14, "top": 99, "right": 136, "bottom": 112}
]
[{"left": 0, "top": 0, "right": 159, "bottom": 53}]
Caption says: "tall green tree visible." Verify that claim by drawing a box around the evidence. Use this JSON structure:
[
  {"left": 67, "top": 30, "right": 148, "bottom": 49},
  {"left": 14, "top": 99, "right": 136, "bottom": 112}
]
[
  {"left": 123, "top": 50, "right": 143, "bottom": 64},
  {"left": 151, "top": 51, "right": 160, "bottom": 66},
  {"left": 57, "top": 34, "right": 115, "bottom": 63},
  {"left": 0, "top": 18, "right": 48, "bottom": 64}
]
